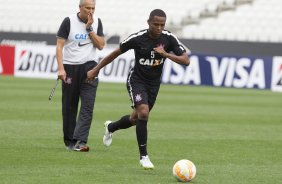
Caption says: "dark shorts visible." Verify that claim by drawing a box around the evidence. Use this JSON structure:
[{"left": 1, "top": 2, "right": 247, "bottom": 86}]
[{"left": 126, "top": 76, "right": 160, "bottom": 111}]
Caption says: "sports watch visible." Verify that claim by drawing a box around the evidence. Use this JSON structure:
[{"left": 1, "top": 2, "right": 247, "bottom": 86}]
[{"left": 86, "top": 26, "right": 93, "bottom": 33}]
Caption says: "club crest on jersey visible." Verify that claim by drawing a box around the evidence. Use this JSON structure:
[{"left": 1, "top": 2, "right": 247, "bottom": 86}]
[
  {"left": 157, "top": 43, "right": 165, "bottom": 48},
  {"left": 135, "top": 94, "right": 142, "bottom": 102}
]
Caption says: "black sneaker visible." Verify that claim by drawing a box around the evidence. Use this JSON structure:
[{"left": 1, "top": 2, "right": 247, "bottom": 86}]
[{"left": 74, "top": 141, "right": 89, "bottom": 152}]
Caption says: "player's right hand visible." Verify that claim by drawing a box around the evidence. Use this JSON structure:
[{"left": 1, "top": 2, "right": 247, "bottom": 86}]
[{"left": 87, "top": 68, "right": 99, "bottom": 82}]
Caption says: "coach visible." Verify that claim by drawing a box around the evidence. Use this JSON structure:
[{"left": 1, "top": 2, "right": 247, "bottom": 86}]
[{"left": 56, "top": 0, "right": 105, "bottom": 151}]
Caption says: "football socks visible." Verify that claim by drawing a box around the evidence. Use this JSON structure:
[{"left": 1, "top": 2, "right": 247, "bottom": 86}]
[
  {"left": 108, "top": 115, "right": 132, "bottom": 132},
  {"left": 136, "top": 119, "right": 148, "bottom": 158}
]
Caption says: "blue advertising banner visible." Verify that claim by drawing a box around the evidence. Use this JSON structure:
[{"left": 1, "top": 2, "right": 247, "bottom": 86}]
[{"left": 162, "top": 54, "right": 282, "bottom": 92}]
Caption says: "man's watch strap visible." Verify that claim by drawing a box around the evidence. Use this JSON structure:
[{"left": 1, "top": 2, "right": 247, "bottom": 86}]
[{"left": 86, "top": 26, "right": 93, "bottom": 33}]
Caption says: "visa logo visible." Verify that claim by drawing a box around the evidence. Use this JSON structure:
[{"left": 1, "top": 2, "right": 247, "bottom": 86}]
[{"left": 206, "top": 56, "right": 266, "bottom": 89}]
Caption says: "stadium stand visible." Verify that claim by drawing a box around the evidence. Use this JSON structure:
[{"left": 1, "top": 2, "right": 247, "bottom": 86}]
[
  {"left": 182, "top": 0, "right": 282, "bottom": 43},
  {"left": 0, "top": 0, "right": 281, "bottom": 43}
]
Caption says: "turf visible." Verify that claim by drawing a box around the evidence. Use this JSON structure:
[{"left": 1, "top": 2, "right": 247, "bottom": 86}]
[{"left": 0, "top": 76, "right": 282, "bottom": 184}]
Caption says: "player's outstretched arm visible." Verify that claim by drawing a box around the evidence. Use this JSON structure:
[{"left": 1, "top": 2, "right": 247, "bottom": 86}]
[{"left": 87, "top": 48, "right": 122, "bottom": 80}]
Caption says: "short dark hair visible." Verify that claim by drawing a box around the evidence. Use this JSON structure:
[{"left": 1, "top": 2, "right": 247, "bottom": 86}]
[{"left": 149, "top": 9, "right": 166, "bottom": 20}]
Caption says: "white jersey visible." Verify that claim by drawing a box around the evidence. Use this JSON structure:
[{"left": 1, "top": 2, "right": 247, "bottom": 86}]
[{"left": 58, "top": 13, "right": 103, "bottom": 65}]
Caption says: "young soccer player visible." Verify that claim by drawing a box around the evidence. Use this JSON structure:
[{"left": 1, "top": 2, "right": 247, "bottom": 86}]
[{"left": 87, "top": 9, "right": 190, "bottom": 169}]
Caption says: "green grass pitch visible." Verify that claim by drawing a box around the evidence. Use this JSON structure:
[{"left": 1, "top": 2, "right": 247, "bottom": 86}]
[{"left": 0, "top": 76, "right": 282, "bottom": 184}]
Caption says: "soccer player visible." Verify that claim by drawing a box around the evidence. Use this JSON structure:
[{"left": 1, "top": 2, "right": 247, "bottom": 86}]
[
  {"left": 56, "top": 0, "right": 105, "bottom": 152},
  {"left": 87, "top": 9, "right": 190, "bottom": 168}
]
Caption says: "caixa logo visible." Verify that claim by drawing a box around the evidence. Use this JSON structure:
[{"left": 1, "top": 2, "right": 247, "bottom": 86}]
[
  {"left": 75, "top": 34, "right": 88, "bottom": 40},
  {"left": 15, "top": 46, "right": 58, "bottom": 78},
  {"left": 206, "top": 56, "right": 267, "bottom": 89}
]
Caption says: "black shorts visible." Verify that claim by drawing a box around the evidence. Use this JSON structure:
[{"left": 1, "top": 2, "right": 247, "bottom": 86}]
[{"left": 126, "top": 76, "right": 160, "bottom": 111}]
